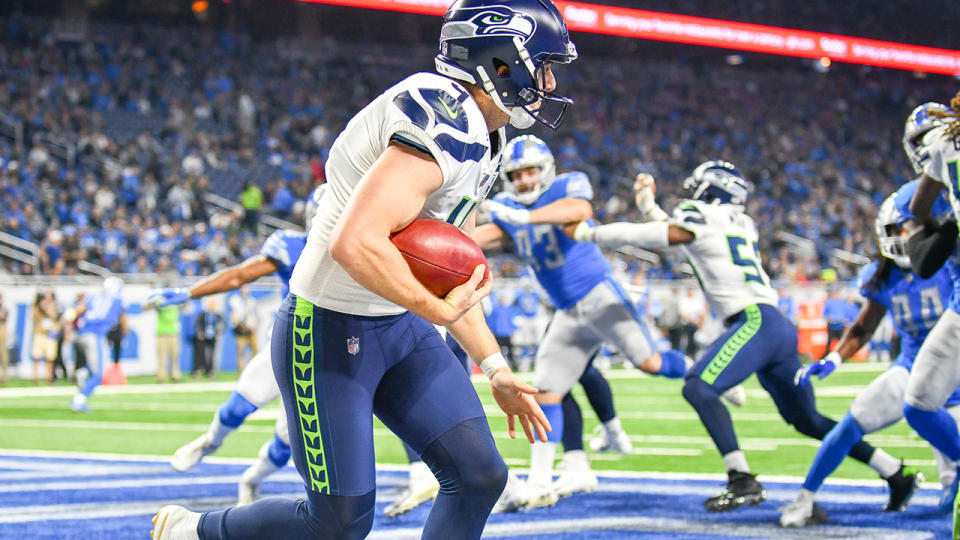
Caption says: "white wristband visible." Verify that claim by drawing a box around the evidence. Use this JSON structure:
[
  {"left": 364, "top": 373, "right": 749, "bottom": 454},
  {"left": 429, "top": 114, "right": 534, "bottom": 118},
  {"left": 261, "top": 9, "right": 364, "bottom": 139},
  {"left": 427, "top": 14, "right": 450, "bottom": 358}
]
[
  {"left": 824, "top": 351, "right": 842, "bottom": 364},
  {"left": 479, "top": 352, "right": 509, "bottom": 379}
]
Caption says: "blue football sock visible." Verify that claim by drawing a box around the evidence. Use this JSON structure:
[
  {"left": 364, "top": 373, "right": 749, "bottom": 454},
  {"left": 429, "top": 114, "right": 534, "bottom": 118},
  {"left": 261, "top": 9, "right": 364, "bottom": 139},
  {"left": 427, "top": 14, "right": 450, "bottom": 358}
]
[
  {"left": 80, "top": 374, "right": 102, "bottom": 397},
  {"left": 218, "top": 391, "right": 258, "bottom": 428},
  {"left": 541, "top": 402, "right": 564, "bottom": 444},
  {"left": 657, "top": 349, "right": 687, "bottom": 379},
  {"left": 803, "top": 413, "right": 864, "bottom": 492},
  {"left": 561, "top": 393, "right": 584, "bottom": 451},
  {"left": 904, "top": 404, "right": 960, "bottom": 461},
  {"left": 267, "top": 435, "right": 291, "bottom": 468},
  {"left": 580, "top": 365, "right": 616, "bottom": 423}
]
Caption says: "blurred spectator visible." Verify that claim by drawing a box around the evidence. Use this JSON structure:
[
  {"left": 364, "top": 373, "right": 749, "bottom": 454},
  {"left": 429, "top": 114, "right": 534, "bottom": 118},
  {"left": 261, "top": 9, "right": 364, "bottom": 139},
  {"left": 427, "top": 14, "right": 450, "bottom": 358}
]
[
  {"left": 156, "top": 301, "right": 182, "bottom": 382},
  {"left": 240, "top": 182, "right": 263, "bottom": 233},
  {"left": 31, "top": 291, "right": 59, "bottom": 384},
  {"left": 822, "top": 288, "right": 856, "bottom": 353},
  {"left": 228, "top": 285, "right": 258, "bottom": 373},
  {"left": 193, "top": 297, "right": 223, "bottom": 379},
  {"left": 679, "top": 288, "right": 706, "bottom": 358},
  {"left": 659, "top": 287, "right": 684, "bottom": 351},
  {"left": 485, "top": 291, "right": 519, "bottom": 370},
  {"left": 107, "top": 312, "right": 129, "bottom": 364}
]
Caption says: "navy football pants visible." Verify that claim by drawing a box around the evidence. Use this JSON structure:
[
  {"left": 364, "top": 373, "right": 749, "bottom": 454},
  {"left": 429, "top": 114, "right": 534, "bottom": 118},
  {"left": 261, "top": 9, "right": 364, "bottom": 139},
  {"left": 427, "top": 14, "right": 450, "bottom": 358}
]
[
  {"left": 683, "top": 304, "right": 875, "bottom": 466},
  {"left": 199, "top": 295, "right": 506, "bottom": 539}
]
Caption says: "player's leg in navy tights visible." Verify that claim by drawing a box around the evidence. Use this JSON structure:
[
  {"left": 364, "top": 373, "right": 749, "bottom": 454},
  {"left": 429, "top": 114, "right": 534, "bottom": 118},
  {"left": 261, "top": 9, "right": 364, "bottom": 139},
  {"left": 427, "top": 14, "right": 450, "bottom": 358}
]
[
  {"left": 561, "top": 393, "right": 584, "bottom": 451},
  {"left": 579, "top": 365, "right": 615, "bottom": 423}
]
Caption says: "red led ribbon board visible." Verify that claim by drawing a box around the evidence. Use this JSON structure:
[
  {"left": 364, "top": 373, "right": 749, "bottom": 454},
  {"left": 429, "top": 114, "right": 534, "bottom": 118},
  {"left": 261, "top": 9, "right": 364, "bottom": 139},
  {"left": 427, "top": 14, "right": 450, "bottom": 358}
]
[{"left": 294, "top": 0, "right": 960, "bottom": 75}]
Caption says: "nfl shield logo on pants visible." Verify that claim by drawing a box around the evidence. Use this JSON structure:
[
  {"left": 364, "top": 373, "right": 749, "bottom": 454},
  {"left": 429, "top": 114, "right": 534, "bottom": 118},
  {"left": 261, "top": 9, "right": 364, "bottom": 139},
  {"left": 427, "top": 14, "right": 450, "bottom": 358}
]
[{"left": 347, "top": 336, "right": 360, "bottom": 356}]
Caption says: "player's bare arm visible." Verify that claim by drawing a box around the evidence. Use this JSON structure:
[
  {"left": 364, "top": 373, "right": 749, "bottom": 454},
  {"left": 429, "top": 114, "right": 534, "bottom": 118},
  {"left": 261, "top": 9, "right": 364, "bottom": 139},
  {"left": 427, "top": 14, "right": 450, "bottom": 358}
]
[
  {"left": 473, "top": 222, "right": 508, "bottom": 251},
  {"left": 526, "top": 197, "right": 592, "bottom": 225},
  {"left": 906, "top": 178, "right": 958, "bottom": 278},
  {"left": 329, "top": 143, "right": 490, "bottom": 326},
  {"left": 187, "top": 256, "right": 280, "bottom": 299},
  {"left": 908, "top": 175, "right": 946, "bottom": 226},
  {"left": 831, "top": 299, "right": 887, "bottom": 360},
  {"left": 448, "top": 212, "right": 551, "bottom": 443}
]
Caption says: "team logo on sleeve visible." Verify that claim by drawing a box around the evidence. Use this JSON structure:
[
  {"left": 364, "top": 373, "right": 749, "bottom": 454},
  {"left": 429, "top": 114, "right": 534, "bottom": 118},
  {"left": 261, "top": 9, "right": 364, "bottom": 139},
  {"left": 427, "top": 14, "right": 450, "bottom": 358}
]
[{"left": 347, "top": 336, "right": 360, "bottom": 356}]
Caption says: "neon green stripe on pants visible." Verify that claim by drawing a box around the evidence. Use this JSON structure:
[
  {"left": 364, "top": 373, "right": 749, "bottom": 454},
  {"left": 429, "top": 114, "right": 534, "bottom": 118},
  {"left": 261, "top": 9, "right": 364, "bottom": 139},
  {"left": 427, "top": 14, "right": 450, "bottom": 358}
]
[
  {"left": 700, "top": 304, "right": 763, "bottom": 385},
  {"left": 292, "top": 296, "right": 330, "bottom": 494}
]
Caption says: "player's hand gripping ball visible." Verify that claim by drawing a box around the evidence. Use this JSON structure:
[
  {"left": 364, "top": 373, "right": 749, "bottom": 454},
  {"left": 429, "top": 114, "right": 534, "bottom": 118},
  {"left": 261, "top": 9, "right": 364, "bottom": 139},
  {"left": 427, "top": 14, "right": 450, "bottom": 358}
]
[{"left": 390, "top": 219, "right": 490, "bottom": 297}]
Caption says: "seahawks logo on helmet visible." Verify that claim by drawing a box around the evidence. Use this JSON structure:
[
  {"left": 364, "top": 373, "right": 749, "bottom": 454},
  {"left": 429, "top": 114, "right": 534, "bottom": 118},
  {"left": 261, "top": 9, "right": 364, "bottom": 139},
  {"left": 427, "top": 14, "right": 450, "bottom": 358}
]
[{"left": 442, "top": 6, "right": 536, "bottom": 42}]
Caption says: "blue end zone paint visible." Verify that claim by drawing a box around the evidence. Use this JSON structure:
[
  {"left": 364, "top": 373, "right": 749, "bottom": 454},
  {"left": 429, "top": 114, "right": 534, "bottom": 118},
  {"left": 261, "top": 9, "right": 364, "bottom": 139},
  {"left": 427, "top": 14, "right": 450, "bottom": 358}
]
[{"left": 0, "top": 453, "right": 949, "bottom": 539}]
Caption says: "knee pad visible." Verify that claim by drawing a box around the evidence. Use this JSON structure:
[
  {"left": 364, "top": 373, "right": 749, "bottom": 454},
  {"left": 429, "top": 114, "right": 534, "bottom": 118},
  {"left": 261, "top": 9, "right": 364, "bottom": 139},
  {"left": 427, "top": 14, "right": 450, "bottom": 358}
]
[
  {"left": 306, "top": 489, "right": 376, "bottom": 540},
  {"left": 218, "top": 391, "right": 258, "bottom": 428},
  {"left": 682, "top": 377, "right": 719, "bottom": 408},
  {"left": 267, "top": 434, "right": 292, "bottom": 468}
]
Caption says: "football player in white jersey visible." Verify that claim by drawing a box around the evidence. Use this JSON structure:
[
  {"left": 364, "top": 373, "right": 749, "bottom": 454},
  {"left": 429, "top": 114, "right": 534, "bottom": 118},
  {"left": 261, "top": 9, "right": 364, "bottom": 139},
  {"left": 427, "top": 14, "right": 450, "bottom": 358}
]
[
  {"left": 575, "top": 161, "right": 917, "bottom": 511},
  {"left": 901, "top": 96, "right": 960, "bottom": 533},
  {"left": 151, "top": 1, "right": 575, "bottom": 539}
]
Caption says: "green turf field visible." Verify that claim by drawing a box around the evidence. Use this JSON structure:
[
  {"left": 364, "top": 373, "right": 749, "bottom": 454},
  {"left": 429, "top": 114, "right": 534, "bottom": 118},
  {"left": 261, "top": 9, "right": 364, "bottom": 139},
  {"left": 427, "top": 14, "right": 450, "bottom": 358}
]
[{"left": 0, "top": 363, "right": 938, "bottom": 483}]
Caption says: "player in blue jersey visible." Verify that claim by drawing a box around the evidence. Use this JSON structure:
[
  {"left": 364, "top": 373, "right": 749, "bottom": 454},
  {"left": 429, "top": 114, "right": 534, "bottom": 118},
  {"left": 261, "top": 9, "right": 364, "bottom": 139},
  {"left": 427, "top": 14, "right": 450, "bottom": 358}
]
[
  {"left": 781, "top": 180, "right": 953, "bottom": 527},
  {"left": 151, "top": 186, "right": 320, "bottom": 505},
  {"left": 70, "top": 277, "right": 125, "bottom": 413},
  {"left": 476, "top": 135, "right": 692, "bottom": 507}
]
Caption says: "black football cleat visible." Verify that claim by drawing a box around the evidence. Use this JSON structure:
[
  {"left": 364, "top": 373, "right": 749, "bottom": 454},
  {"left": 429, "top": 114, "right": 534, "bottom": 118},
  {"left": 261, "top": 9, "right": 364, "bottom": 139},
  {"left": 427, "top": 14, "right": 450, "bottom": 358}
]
[
  {"left": 705, "top": 470, "right": 767, "bottom": 512},
  {"left": 884, "top": 463, "right": 923, "bottom": 512}
]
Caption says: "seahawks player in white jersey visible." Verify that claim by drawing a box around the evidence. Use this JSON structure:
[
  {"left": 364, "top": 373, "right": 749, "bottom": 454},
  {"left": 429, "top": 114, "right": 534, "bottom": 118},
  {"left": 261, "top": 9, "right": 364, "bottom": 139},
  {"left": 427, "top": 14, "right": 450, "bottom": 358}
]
[
  {"left": 151, "top": 185, "right": 321, "bottom": 505},
  {"left": 476, "top": 135, "right": 695, "bottom": 508},
  {"left": 902, "top": 97, "right": 960, "bottom": 533},
  {"left": 151, "top": 0, "right": 571, "bottom": 538},
  {"left": 577, "top": 161, "right": 917, "bottom": 511}
]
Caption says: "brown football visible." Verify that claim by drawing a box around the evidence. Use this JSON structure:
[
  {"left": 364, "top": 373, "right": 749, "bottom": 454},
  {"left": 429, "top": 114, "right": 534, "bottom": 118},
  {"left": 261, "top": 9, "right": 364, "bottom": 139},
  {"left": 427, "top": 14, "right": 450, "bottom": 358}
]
[{"left": 390, "top": 219, "right": 490, "bottom": 297}]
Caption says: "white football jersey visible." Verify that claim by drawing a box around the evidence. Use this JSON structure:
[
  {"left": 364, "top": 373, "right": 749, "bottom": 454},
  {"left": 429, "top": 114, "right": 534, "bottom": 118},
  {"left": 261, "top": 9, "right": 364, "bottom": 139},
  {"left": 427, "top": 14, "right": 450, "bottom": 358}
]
[
  {"left": 670, "top": 199, "right": 778, "bottom": 321},
  {"left": 923, "top": 124, "right": 960, "bottom": 218},
  {"left": 290, "top": 72, "right": 505, "bottom": 316}
]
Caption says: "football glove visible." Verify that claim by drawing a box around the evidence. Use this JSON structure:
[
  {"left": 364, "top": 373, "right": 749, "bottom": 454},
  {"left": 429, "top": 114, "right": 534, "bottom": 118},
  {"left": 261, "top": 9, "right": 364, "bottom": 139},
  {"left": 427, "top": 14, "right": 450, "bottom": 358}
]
[
  {"left": 149, "top": 288, "right": 191, "bottom": 308},
  {"left": 794, "top": 351, "right": 840, "bottom": 386},
  {"left": 483, "top": 200, "right": 531, "bottom": 226}
]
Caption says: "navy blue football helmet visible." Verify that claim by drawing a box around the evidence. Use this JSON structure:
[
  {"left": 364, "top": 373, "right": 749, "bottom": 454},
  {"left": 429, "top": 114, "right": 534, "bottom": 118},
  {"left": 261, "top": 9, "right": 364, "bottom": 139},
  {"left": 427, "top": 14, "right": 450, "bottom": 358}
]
[
  {"left": 435, "top": 0, "right": 578, "bottom": 129},
  {"left": 682, "top": 160, "right": 750, "bottom": 205}
]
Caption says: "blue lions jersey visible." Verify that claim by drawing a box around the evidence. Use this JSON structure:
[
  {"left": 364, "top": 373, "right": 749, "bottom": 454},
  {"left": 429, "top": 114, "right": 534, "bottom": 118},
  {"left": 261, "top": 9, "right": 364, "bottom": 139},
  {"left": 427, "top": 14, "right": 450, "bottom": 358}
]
[
  {"left": 260, "top": 229, "right": 308, "bottom": 298},
  {"left": 491, "top": 172, "right": 610, "bottom": 309},
  {"left": 80, "top": 295, "right": 124, "bottom": 336},
  {"left": 858, "top": 261, "right": 954, "bottom": 370},
  {"left": 892, "top": 179, "right": 960, "bottom": 314}
]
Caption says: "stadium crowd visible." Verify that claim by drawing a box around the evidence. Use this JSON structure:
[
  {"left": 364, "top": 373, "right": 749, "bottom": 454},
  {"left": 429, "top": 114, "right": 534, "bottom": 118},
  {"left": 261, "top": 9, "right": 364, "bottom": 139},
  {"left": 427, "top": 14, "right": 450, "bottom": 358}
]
[{"left": 0, "top": 16, "right": 956, "bottom": 282}]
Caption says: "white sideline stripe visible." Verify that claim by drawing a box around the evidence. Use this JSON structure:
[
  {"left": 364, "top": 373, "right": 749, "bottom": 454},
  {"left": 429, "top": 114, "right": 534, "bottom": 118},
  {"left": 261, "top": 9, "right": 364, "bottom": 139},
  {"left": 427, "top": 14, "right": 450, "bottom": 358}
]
[
  {"left": 369, "top": 515, "right": 929, "bottom": 540},
  {"left": 0, "top": 382, "right": 238, "bottom": 398},
  {"left": 0, "top": 472, "right": 300, "bottom": 493},
  {"left": 0, "top": 449, "right": 941, "bottom": 490},
  {"left": 0, "top": 418, "right": 929, "bottom": 454}
]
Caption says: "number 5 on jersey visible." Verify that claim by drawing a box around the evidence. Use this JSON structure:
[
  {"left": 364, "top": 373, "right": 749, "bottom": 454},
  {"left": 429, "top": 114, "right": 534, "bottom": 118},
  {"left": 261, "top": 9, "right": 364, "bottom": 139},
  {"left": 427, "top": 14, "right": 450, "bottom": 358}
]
[{"left": 727, "top": 235, "right": 767, "bottom": 286}]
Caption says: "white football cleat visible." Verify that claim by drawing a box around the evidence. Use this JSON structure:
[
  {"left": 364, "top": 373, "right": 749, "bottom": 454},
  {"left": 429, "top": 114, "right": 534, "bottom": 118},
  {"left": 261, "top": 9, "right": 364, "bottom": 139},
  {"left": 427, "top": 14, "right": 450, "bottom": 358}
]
[
  {"left": 722, "top": 385, "right": 747, "bottom": 408},
  {"left": 779, "top": 494, "right": 827, "bottom": 528},
  {"left": 553, "top": 451, "right": 598, "bottom": 498},
  {"left": 384, "top": 461, "right": 439, "bottom": 517},
  {"left": 171, "top": 434, "right": 219, "bottom": 472},
  {"left": 237, "top": 478, "right": 259, "bottom": 507},
  {"left": 492, "top": 471, "right": 528, "bottom": 514},
  {"left": 523, "top": 481, "right": 559, "bottom": 510},
  {"left": 151, "top": 505, "right": 201, "bottom": 540},
  {"left": 589, "top": 427, "right": 632, "bottom": 454}
]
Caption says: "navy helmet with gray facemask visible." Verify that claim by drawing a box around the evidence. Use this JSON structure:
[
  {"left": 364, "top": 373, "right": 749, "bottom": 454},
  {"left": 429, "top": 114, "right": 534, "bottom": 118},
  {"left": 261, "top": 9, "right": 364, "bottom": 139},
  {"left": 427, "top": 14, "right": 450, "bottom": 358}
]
[
  {"left": 683, "top": 160, "right": 750, "bottom": 206},
  {"left": 435, "top": 0, "right": 578, "bottom": 130}
]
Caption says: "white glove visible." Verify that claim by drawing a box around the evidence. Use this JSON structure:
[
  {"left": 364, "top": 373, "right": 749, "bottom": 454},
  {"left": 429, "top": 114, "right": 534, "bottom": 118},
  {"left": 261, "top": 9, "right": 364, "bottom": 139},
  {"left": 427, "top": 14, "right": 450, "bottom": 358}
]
[
  {"left": 633, "top": 173, "right": 668, "bottom": 221},
  {"left": 483, "top": 200, "right": 531, "bottom": 225},
  {"left": 573, "top": 221, "right": 594, "bottom": 242}
]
